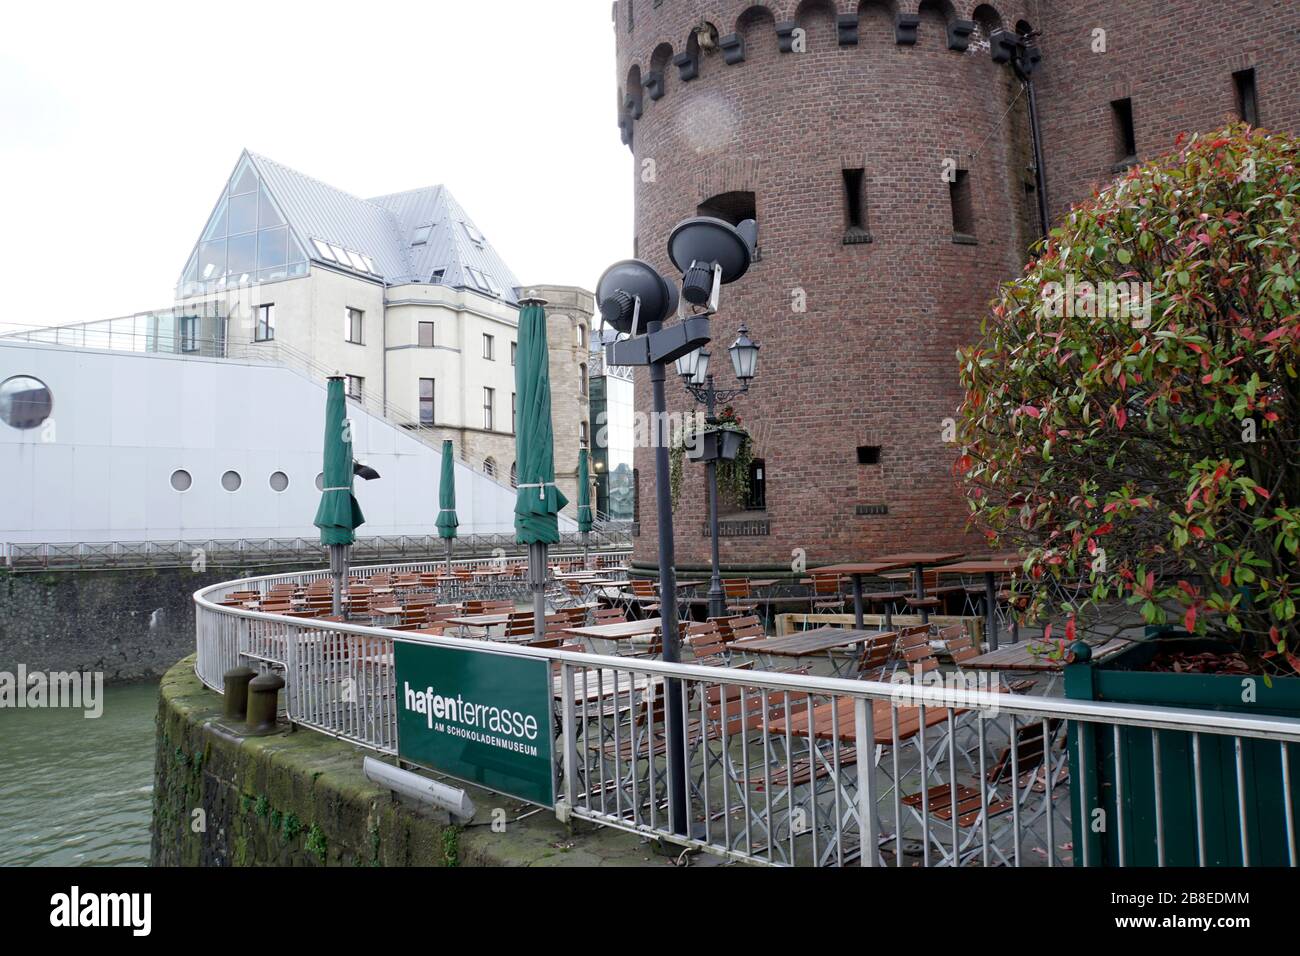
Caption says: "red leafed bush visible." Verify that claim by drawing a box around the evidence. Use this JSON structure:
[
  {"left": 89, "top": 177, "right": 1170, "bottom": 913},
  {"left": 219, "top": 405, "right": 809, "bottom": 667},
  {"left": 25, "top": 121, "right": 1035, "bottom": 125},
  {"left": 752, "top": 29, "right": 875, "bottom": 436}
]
[{"left": 957, "top": 125, "right": 1300, "bottom": 675}]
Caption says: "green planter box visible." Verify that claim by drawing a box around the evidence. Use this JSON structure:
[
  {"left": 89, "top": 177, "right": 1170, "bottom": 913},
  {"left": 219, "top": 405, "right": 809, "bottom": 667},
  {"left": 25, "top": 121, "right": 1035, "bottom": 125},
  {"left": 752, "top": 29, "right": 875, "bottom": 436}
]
[{"left": 1065, "top": 632, "right": 1300, "bottom": 866}]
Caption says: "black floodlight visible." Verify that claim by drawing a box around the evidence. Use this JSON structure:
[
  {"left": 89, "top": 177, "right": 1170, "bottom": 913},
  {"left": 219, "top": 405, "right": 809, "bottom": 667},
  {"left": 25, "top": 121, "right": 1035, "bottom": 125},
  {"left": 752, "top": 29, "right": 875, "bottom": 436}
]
[
  {"left": 595, "top": 259, "right": 679, "bottom": 335},
  {"left": 667, "top": 216, "right": 754, "bottom": 307},
  {"left": 353, "top": 461, "right": 381, "bottom": 481}
]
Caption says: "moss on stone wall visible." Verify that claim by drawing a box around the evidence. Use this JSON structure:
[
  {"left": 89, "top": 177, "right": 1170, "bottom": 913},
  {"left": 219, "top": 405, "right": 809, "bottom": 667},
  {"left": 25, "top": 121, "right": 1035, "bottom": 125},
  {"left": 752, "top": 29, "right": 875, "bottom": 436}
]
[{"left": 150, "top": 656, "right": 673, "bottom": 868}]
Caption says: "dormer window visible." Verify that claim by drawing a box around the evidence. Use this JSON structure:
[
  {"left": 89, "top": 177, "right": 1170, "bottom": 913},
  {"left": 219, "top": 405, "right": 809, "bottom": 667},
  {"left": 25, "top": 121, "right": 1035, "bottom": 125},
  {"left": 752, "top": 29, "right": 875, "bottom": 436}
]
[
  {"left": 412, "top": 225, "right": 432, "bottom": 246},
  {"left": 461, "top": 221, "right": 486, "bottom": 248}
]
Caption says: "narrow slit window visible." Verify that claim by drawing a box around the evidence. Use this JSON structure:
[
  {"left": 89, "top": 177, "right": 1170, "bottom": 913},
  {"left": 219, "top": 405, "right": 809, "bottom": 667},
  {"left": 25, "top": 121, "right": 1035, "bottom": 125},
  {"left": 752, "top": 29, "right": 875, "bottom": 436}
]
[
  {"left": 1111, "top": 98, "right": 1137, "bottom": 163},
  {"left": 842, "top": 169, "right": 870, "bottom": 243},
  {"left": 1234, "top": 68, "right": 1259, "bottom": 126},
  {"left": 949, "top": 170, "right": 975, "bottom": 239}
]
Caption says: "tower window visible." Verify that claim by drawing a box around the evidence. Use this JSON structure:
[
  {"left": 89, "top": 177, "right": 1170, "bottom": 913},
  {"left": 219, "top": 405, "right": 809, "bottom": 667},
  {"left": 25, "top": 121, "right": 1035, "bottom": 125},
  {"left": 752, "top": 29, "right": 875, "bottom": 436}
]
[
  {"left": 842, "top": 169, "right": 871, "bottom": 244},
  {"left": 1234, "top": 68, "right": 1259, "bottom": 126},
  {"left": 744, "top": 459, "right": 766, "bottom": 511},
  {"left": 949, "top": 170, "right": 976, "bottom": 241},
  {"left": 857, "top": 445, "right": 882, "bottom": 465},
  {"left": 418, "top": 321, "right": 434, "bottom": 348},
  {"left": 419, "top": 378, "right": 435, "bottom": 425},
  {"left": 1111, "top": 98, "right": 1137, "bottom": 164}
]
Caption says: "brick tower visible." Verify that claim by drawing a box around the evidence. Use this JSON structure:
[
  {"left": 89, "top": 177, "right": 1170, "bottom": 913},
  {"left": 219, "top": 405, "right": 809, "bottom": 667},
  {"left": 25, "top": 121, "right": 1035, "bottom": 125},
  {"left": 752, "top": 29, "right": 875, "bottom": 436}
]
[{"left": 614, "top": 0, "right": 1040, "bottom": 575}]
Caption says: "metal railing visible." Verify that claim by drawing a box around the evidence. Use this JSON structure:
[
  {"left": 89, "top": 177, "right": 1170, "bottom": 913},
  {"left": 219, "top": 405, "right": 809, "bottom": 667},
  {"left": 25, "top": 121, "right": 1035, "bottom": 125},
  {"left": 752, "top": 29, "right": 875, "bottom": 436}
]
[
  {"left": 194, "top": 561, "right": 1300, "bottom": 868},
  {"left": 4, "top": 536, "right": 632, "bottom": 571}
]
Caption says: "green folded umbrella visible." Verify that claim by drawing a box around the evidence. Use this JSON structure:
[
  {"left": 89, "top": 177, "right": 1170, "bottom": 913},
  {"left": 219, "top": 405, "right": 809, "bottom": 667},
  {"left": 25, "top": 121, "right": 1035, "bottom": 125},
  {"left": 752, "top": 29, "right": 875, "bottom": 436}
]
[
  {"left": 314, "top": 377, "right": 365, "bottom": 545},
  {"left": 436, "top": 439, "right": 459, "bottom": 540},
  {"left": 514, "top": 301, "right": 568, "bottom": 544},
  {"left": 577, "top": 448, "right": 593, "bottom": 534}
]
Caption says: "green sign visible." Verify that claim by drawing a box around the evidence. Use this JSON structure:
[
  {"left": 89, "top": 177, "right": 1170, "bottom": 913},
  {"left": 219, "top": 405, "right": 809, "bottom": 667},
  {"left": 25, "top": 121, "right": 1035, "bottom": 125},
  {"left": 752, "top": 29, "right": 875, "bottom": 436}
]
[{"left": 395, "top": 642, "right": 554, "bottom": 807}]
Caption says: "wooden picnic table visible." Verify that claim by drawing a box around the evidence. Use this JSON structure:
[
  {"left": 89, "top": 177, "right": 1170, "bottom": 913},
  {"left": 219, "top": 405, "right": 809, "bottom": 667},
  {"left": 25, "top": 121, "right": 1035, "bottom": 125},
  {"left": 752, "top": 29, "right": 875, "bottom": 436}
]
[
  {"left": 563, "top": 618, "right": 663, "bottom": 642},
  {"left": 767, "top": 697, "right": 951, "bottom": 746},
  {"left": 445, "top": 613, "right": 515, "bottom": 630},
  {"left": 734, "top": 628, "right": 891, "bottom": 673},
  {"left": 964, "top": 639, "right": 1120, "bottom": 672},
  {"left": 935, "top": 555, "right": 1023, "bottom": 650},
  {"left": 810, "top": 559, "right": 928, "bottom": 629}
]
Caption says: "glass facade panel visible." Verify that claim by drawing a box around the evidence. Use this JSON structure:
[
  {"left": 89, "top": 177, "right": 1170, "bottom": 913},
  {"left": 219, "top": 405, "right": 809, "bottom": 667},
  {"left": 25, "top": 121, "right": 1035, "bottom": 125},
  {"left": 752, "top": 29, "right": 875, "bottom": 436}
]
[
  {"left": 199, "top": 240, "right": 225, "bottom": 280},
  {"left": 231, "top": 161, "right": 258, "bottom": 195},
  {"left": 228, "top": 192, "right": 257, "bottom": 235},
  {"left": 257, "top": 226, "right": 288, "bottom": 269},
  {"left": 257, "top": 187, "right": 284, "bottom": 227},
  {"left": 227, "top": 233, "right": 256, "bottom": 276},
  {"left": 202, "top": 200, "right": 228, "bottom": 241}
]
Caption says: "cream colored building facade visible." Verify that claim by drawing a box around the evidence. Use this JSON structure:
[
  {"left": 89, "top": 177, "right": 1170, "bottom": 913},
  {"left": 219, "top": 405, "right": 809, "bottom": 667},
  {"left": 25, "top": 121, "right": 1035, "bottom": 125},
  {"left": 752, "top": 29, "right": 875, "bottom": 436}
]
[{"left": 174, "top": 152, "right": 593, "bottom": 514}]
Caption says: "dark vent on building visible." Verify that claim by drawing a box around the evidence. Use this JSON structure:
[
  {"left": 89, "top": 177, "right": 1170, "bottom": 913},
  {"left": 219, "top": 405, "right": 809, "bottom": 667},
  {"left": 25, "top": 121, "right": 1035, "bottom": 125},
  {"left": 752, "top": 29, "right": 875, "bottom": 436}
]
[
  {"left": 857, "top": 445, "right": 881, "bottom": 465},
  {"left": 1234, "top": 68, "right": 1259, "bottom": 126},
  {"left": 1111, "top": 98, "right": 1137, "bottom": 164},
  {"left": 842, "top": 168, "right": 871, "bottom": 244},
  {"left": 856, "top": 504, "right": 889, "bottom": 516}
]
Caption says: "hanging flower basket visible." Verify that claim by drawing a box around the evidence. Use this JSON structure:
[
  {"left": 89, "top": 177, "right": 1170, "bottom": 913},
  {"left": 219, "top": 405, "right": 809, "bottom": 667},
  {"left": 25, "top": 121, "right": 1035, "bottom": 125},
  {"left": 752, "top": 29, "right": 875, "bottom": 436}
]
[{"left": 688, "top": 426, "right": 746, "bottom": 463}]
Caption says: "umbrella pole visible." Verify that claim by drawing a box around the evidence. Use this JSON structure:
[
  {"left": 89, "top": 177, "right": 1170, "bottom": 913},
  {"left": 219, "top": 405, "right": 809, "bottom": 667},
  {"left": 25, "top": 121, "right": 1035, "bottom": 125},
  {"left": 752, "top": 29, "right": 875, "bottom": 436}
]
[
  {"left": 329, "top": 544, "right": 348, "bottom": 619},
  {"left": 529, "top": 542, "right": 547, "bottom": 642},
  {"left": 582, "top": 531, "right": 590, "bottom": 570},
  {"left": 445, "top": 537, "right": 452, "bottom": 576}
]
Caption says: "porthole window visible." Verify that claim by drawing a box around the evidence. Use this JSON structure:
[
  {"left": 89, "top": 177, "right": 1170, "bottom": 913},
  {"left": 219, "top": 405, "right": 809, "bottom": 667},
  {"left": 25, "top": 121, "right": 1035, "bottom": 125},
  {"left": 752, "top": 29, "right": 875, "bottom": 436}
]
[
  {"left": 221, "top": 470, "right": 242, "bottom": 492},
  {"left": 0, "top": 375, "right": 53, "bottom": 430},
  {"left": 269, "top": 471, "right": 289, "bottom": 492},
  {"left": 170, "top": 469, "right": 193, "bottom": 492},
  {"left": 315, "top": 472, "right": 325, "bottom": 491}
]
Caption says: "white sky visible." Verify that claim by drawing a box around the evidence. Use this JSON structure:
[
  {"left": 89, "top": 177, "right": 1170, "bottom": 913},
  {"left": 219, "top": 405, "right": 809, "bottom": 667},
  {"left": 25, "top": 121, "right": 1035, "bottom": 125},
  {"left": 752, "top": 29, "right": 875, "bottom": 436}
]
[{"left": 0, "top": 0, "right": 632, "bottom": 334}]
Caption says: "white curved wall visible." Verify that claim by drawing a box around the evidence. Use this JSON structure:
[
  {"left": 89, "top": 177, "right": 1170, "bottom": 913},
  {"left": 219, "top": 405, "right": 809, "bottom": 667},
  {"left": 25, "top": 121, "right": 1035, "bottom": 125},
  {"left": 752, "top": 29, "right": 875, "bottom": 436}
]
[{"left": 0, "top": 340, "right": 569, "bottom": 544}]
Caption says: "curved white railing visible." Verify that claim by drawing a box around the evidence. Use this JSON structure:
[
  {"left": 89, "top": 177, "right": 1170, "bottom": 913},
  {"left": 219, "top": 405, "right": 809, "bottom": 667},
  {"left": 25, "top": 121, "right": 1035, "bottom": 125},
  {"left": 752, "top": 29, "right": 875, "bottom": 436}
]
[{"left": 194, "top": 556, "right": 1300, "bottom": 867}]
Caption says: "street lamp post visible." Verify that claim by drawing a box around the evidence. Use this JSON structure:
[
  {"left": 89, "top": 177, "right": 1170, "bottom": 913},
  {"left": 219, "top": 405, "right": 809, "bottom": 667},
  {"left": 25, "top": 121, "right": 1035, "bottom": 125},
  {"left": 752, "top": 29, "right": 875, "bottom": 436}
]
[
  {"left": 595, "top": 216, "right": 755, "bottom": 838},
  {"left": 675, "top": 324, "right": 760, "bottom": 619}
]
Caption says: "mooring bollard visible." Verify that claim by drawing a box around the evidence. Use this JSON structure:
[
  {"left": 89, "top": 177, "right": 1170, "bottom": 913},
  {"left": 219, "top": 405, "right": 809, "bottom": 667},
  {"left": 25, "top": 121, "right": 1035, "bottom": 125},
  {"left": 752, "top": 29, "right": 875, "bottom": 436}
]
[
  {"left": 223, "top": 666, "right": 257, "bottom": 721},
  {"left": 246, "top": 670, "right": 286, "bottom": 734}
]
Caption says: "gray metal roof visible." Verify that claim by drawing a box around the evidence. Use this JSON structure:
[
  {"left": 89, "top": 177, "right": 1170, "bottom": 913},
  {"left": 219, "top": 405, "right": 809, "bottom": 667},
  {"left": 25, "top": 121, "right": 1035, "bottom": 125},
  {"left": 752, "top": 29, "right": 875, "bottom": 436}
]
[{"left": 183, "top": 151, "right": 522, "bottom": 306}]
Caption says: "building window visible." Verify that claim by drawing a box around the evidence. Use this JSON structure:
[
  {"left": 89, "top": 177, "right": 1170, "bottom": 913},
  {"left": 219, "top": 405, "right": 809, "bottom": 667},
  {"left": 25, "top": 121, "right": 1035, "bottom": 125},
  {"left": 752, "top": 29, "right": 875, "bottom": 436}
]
[
  {"left": 580, "top": 362, "right": 588, "bottom": 396},
  {"left": 483, "top": 387, "right": 495, "bottom": 430},
  {"left": 842, "top": 168, "right": 870, "bottom": 243},
  {"left": 483, "top": 457, "right": 497, "bottom": 478},
  {"left": 1234, "top": 68, "right": 1259, "bottom": 126},
  {"left": 269, "top": 471, "right": 289, "bottom": 492},
  {"left": 1111, "top": 98, "right": 1137, "bottom": 164},
  {"left": 580, "top": 421, "right": 589, "bottom": 446},
  {"left": 179, "top": 315, "right": 199, "bottom": 352},
  {"left": 346, "top": 307, "right": 364, "bottom": 344},
  {"left": 221, "top": 470, "right": 242, "bottom": 492},
  {"left": 169, "top": 469, "right": 192, "bottom": 492},
  {"left": 633, "top": 468, "right": 640, "bottom": 522},
  {"left": 254, "top": 303, "right": 275, "bottom": 342},
  {"left": 346, "top": 375, "right": 364, "bottom": 401},
  {"left": 510, "top": 341, "right": 517, "bottom": 366},
  {"left": 511, "top": 392, "right": 516, "bottom": 434},
  {"left": 949, "top": 170, "right": 975, "bottom": 240},
  {"left": 483, "top": 333, "right": 495, "bottom": 360},
  {"left": 430, "top": 269, "right": 444, "bottom": 284},
  {"left": 857, "top": 445, "right": 882, "bottom": 465},
  {"left": 576, "top": 324, "right": 587, "bottom": 348},
  {"left": 510, "top": 462, "right": 518, "bottom": 488},
  {"left": 412, "top": 224, "right": 432, "bottom": 246},
  {"left": 418, "top": 321, "right": 435, "bottom": 348},
  {"left": 745, "top": 458, "right": 766, "bottom": 511},
  {"left": 419, "top": 378, "right": 435, "bottom": 425}
]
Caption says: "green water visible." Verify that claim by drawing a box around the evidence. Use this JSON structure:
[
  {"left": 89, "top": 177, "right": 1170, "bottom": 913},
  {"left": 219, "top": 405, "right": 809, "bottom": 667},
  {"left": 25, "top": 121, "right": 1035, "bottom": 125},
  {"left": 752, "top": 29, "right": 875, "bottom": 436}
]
[{"left": 0, "top": 680, "right": 157, "bottom": 866}]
